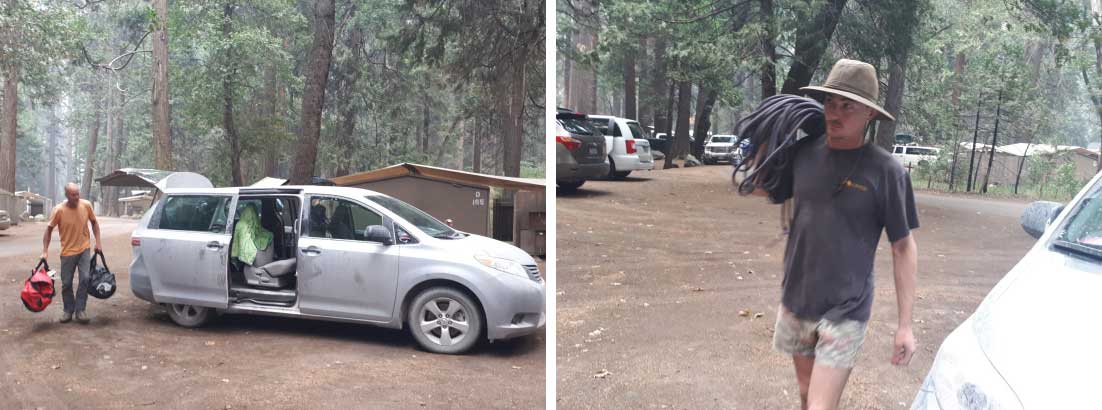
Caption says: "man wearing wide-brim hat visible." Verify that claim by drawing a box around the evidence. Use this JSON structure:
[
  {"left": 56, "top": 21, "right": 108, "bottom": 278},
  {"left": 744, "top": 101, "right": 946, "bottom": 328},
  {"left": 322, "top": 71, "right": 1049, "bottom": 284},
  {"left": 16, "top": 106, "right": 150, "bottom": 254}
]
[{"left": 771, "top": 58, "right": 919, "bottom": 410}]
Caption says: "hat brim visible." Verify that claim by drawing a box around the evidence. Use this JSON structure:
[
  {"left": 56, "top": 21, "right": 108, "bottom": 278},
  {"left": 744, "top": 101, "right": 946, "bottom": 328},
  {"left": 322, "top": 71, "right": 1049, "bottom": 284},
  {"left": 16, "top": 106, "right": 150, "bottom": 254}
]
[{"left": 799, "top": 86, "right": 895, "bottom": 122}]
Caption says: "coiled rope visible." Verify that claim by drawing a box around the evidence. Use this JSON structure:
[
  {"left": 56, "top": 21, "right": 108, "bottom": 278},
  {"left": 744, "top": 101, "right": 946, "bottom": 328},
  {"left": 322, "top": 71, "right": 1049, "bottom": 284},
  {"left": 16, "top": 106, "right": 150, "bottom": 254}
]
[{"left": 733, "top": 94, "right": 825, "bottom": 204}]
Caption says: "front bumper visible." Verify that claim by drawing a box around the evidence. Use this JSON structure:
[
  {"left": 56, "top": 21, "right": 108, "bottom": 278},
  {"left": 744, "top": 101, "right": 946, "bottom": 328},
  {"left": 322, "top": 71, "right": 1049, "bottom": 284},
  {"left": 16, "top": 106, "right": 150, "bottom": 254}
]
[
  {"left": 481, "top": 273, "right": 546, "bottom": 340},
  {"left": 704, "top": 151, "right": 733, "bottom": 161}
]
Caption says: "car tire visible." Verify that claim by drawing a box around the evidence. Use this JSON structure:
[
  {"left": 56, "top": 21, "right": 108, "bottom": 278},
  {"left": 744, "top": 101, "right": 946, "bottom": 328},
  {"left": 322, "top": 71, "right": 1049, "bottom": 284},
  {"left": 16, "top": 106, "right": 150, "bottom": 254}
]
[
  {"left": 408, "top": 287, "right": 484, "bottom": 355},
  {"left": 614, "top": 170, "right": 632, "bottom": 178},
  {"left": 558, "top": 179, "right": 585, "bottom": 191},
  {"left": 166, "top": 303, "right": 213, "bottom": 328},
  {"left": 607, "top": 157, "right": 619, "bottom": 179}
]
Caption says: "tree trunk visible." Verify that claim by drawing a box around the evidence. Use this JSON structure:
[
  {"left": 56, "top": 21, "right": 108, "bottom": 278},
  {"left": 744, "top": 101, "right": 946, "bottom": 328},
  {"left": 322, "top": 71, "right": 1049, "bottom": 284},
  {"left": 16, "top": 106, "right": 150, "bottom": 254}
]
[
  {"left": 151, "top": 0, "right": 173, "bottom": 170},
  {"left": 966, "top": 94, "right": 982, "bottom": 192},
  {"left": 1094, "top": 35, "right": 1102, "bottom": 171},
  {"left": 501, "top": 55, "right": 528, "bottom": 177},
  {"left": 948, "top": 51, "right": 966, "bottom": 191},
  {"left": 981, "top": 90, "right": 1002, "bottom": 194},
  {"left": 47, "top": 110, "right": 58, "bottom": 203},
  {"left": 759, "top": 0, "right": 777, "bottom": 98},
  {"left": 779, "top": 0, "right": 849, "bottom": 94},
  {"left": 290, "top": 0, "right": 336, "bottom": 184},
  {"left": 623, "top": 50, "right": 637, "bottom": 120},
  {"left": 222, "top": 2, "right": 243, "bottom": 186},
  {"left": 568, "top": 0, "right": 598, "bottom": 113},
  {"left": 422, "top": 98, "right": 430, "bottom": 155},
  {"left": 81, "top": 111, "right": 101, "bottom": 199},
  {"left": 692, "top": 86, "right": 718, "bottom": 159},
  {"left": 454, "top": 117, "right": 465, "bottom": 170},
  {"left": 637, "top": 37, "right": 652, "bottom": 127},
  {"left": 874, "top": 55, "right": 908, "bottom": 151},
  {"left": 473, "top": 115, "right": 482, "bottom": 173},
  {"left": 650, "top": 36, "right": 668, "bottom": 134},
  {"left": 0, "top": 62, "right": 17, "bottom": 193},
  {"left": 335, "top": 25, "right": 363, "bottom": 177},
  {"left": 664, "top": 80, "right": 676, "bottom": 137},
  {"left": 664, "top": 81, "right": 692, "bottom": 169},
  {"left": 1014, "top": 137, "right": 1035, "bottom": 195},
  {"left": 562, "top": 54, "right": 572, "bottom": 109}
]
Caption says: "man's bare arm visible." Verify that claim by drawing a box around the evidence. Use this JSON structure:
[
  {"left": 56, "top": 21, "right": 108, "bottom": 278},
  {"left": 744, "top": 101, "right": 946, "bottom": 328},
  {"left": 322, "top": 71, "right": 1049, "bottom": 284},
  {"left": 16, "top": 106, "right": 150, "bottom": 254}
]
[
  {"left": 890, "top": 233, "right": 918, "bottom": 366},
  {"left": 91, "top": 218, "right": 103, "bottom": 251},
  {"left": 41, "top": 226, "right": 54, "bottom": 260}
]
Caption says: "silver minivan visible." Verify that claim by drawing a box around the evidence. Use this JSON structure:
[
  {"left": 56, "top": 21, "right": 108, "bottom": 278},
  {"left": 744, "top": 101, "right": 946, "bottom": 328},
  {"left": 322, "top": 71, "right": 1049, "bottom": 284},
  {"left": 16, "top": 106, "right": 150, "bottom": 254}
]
[{"left": 128, "top": 185, "right": 545, "bottom": 354}]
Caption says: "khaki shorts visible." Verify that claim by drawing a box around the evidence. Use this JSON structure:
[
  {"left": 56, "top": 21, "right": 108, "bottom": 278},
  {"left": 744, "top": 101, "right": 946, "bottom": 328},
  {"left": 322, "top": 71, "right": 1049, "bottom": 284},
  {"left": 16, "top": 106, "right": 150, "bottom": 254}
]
[{"left": 772, "top": 305, "right": 868, "bottom": 369}]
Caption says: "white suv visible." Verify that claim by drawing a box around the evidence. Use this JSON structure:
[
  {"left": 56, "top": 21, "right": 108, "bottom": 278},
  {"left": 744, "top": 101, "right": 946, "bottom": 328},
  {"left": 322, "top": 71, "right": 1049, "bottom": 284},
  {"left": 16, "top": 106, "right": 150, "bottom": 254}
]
[
  {"left": 587, "top": 115, "right": 655, "bottom": 179},
  {"left": 703, "top": 134, "right": 738, "bottom": 164},
  {"left": 892, "top": 145, "right": 940, "bottom": 168}
]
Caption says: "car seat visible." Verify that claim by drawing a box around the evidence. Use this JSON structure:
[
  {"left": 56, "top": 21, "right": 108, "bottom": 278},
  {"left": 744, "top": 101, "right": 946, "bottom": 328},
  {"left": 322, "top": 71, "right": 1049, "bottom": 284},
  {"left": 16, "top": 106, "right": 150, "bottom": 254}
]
[{"left": 233, "top": 205, "right": 297, "bottom": 289}]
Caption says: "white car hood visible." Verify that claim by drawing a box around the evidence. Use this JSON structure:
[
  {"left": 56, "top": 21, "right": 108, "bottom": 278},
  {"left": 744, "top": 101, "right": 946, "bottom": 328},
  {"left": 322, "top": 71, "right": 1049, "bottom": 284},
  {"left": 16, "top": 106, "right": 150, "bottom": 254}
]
[
  {"left": 971, "top": 245, "right": 1102, "bottom": 407},
  {"left": 447, "top": 233, "right": 537, "bottom": 265}
]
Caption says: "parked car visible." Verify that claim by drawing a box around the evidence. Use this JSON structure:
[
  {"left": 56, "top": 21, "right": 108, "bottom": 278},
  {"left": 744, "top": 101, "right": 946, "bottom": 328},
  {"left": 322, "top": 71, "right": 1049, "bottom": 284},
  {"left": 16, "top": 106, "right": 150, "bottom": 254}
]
[
  {"left": 0, "top": 210, "right": 9, "bottom": 230},
  {"left": 893, "top": 145, "right": 940, "bottom": 168},
  {"left": 587, "top": 115, "right": 655, "bottom": 178},
  {"left": 556, "top": 109, "right": 609, "bottom": 191},
  {"left": 702, "top": 134, "right": 738, "bottom": 165},
  {"left": 129, "top": 185, "right": 545, "bottom": 355},
  {"left": 911, "top": 170, "right": 1102, "bottom": 409}
]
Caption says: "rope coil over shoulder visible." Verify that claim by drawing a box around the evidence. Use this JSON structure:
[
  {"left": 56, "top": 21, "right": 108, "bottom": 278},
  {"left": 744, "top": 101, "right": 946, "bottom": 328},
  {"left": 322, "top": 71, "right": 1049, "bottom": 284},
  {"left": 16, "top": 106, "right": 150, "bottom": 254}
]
[{"left": 734, "top": 94, "right": 825, "bottom": 204}]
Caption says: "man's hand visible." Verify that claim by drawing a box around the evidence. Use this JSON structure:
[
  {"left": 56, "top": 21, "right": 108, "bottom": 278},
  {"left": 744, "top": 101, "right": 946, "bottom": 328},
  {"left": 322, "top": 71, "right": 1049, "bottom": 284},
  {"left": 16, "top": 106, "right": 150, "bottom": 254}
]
[
  {"left": 892, "top": 326, "right": 916, "bottom": 366},
  {"left": 94, "top": 242, "right": 103, "bottom": 253}
]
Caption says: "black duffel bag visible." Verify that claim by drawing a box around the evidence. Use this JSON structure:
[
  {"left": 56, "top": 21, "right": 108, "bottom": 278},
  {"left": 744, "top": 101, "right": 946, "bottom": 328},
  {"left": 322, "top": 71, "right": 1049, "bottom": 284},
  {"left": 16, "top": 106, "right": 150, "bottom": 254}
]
[{"left": 88, "top": 250, "right": 116, "bottom": 299}]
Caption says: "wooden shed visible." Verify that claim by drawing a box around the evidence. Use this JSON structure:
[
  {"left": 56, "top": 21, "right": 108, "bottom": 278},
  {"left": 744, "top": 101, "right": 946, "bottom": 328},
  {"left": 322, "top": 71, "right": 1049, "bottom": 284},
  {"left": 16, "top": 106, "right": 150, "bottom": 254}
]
[{"left": 330, "top": 163, "right": 546, "bottom": 257}]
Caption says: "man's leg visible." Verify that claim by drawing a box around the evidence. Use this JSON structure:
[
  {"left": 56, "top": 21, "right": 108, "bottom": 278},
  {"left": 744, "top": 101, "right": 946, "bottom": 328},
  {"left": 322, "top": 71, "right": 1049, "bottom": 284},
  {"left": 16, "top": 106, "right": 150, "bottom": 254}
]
[
  {"left": 805, "top": 319, "right": 867, "bottom": 410},
  {"left": 58, "top": 253, "right": 79, "bottom": 314},
  {"left": 806, "top": 363, "right": 853, "bottom": 410},
  {"left": 74, "top": 250, "right": 92, "bottom": 322},
  {"left": 792, "top": 354, "right": 815, "bottom": 410}
]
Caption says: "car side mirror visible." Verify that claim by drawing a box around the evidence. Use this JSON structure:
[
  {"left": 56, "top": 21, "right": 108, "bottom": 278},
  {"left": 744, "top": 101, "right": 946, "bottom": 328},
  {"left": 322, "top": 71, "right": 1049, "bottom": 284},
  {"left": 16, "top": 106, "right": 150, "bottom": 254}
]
[
  {"left": 364, "top": 225, "right": 393, "bottom": 245},
  {"left": 1020, "top": 201, "right": 1064, "bottom": 239}
]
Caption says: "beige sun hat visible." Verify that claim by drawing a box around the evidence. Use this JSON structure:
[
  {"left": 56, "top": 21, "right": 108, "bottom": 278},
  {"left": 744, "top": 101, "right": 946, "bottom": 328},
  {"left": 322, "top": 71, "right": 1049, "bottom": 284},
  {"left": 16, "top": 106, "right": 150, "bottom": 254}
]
[{"left": 800, "top": 58, "right": 894, "bottom": 122}]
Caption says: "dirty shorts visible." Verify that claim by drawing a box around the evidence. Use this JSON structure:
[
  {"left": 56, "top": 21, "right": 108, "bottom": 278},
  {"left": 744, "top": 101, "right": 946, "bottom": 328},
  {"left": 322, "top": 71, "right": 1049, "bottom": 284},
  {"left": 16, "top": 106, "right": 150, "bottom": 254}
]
[{"left": 772, "top": 305, "right": 868, "bottom": 369}]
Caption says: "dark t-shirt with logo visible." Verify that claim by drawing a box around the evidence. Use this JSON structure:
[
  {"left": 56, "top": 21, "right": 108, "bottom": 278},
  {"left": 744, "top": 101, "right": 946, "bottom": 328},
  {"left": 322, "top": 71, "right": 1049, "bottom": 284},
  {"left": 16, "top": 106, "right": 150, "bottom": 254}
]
[{"left": 781, "top": 139, "right": 919, "bottom": 322}]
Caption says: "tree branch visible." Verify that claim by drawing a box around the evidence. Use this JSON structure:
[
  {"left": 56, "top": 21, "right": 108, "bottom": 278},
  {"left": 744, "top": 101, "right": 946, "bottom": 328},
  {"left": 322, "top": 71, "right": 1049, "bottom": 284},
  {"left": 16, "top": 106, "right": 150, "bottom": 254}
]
[{"left": 659, "top": 0, "right": 751, "bottom": 24}]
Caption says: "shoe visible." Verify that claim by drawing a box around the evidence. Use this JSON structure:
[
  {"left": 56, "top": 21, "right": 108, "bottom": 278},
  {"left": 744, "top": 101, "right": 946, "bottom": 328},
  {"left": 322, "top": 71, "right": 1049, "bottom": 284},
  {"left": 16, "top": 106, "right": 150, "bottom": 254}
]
[
  {"left": 75, "top": 311, "right": 89, "bottom": 324},
  {"left": 59, "top": 312, "right": 72, "bottom": 323}
]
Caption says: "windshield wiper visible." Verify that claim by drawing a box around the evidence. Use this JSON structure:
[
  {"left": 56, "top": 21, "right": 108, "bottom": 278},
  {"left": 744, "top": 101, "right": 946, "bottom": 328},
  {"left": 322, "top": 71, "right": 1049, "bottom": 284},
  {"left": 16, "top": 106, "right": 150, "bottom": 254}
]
[{"left": 1051, "top": 239, "right": 1102, "bottom": 261}]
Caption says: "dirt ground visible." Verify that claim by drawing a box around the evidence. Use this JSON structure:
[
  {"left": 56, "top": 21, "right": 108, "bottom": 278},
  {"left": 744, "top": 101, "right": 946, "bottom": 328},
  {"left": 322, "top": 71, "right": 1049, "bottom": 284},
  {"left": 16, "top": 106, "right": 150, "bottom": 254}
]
[
  {"left": 0, "top": 218, "right": 544, "bottom": 410},
  {"left": 555, "top": 164, "right": 1035, "bottom": 409}
]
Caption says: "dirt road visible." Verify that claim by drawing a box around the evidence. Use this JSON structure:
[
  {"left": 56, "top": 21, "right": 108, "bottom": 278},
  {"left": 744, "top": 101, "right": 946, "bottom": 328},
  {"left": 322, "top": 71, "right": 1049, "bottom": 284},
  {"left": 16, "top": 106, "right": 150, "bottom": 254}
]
[
  {"left": 556, "top": 165, "right": 1034, "bottom": 409},
  {"left": 0, "top": 219, "right": 543, "bottom": 410}
]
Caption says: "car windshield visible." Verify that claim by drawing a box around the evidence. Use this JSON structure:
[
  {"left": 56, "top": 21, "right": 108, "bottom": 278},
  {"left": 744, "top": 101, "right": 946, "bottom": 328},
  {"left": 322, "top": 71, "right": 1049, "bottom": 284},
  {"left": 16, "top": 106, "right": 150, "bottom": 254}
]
[
  {"left": 711, "top": 136, "right": 733, "bottom": 143},
  {"left": 1053, "top": 181, "right": 1102, "bottom": 260},
  {"left": 364, "top": 195, "right": 461, "bottom": 239}
]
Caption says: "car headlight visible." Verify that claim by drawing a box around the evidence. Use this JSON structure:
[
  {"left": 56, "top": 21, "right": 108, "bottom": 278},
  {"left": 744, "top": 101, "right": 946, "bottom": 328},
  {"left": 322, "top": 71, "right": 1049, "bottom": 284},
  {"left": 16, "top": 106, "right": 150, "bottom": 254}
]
[
  {"left": 474, "top": 251, "right": 528, "bottom": 278},
  {"left": 923, "top": 321, "right": 1021, "bottom": 410}
]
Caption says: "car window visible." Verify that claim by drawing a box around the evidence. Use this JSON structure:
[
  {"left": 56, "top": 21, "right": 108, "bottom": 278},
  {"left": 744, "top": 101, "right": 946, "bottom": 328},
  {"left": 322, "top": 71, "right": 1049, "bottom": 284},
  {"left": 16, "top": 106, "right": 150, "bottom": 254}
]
[
  {"left": 158, "top": 195, "right": 231, "bottom": 233},
  {"left": 610, "top": 123, "right": 622, "bottom": 137},
  {"left": 711, "top": 136, "right": 732, "bottom": 143},
  {"left": 558, "top": 117, "right": 595, "bottom": 135},
  {"left": 306, "top": 197, "right": 384, "bottom": 242},
  {"left": 1054, "top": 183, "right": 1102, "bottom": 256},
  {"left": 587, "top": 119, "right": 611, "bottom": 136},
  {"left": 365, "top": 195, "right": 459, "bottom": 239},
  {"left": 627, "top": 122, "right": 649, "bottom": 139},
  {"left": 910, "top": 148, "right": 936, "bottom": 156},
  {"left": 894, "top": 146, "right": 904, "bottom": 154}
]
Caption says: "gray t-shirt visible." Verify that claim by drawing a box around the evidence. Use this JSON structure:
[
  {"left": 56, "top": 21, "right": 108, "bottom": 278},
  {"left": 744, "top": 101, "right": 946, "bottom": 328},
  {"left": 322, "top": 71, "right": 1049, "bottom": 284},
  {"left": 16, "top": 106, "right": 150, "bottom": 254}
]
[{"left": 781, "top": 139, "right": 919, "bottom": 322}]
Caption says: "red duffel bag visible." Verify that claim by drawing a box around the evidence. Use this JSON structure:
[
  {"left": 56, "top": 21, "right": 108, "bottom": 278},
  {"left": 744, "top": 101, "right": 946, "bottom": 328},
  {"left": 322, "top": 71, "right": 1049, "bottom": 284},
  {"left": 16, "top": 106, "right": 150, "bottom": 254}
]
[{"left": 21, "top": 259, "right": 56, "bottom": 312}]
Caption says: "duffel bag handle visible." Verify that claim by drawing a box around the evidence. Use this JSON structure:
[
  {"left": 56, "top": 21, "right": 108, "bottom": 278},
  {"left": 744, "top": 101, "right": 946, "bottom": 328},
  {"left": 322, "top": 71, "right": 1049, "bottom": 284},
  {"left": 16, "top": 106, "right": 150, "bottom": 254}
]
[
  {"left": 32, "top": 258, "right": 49, "bottom": 278},
  {"left": 91, "top": 250, "right": 109, "bottom": 272}
]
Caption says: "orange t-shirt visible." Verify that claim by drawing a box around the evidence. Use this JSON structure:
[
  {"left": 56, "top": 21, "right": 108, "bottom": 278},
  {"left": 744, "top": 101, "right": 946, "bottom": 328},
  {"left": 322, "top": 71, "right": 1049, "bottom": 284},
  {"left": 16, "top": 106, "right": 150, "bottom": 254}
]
[{"left": 49, "top": 200, "right": 97, "bottom": 257}]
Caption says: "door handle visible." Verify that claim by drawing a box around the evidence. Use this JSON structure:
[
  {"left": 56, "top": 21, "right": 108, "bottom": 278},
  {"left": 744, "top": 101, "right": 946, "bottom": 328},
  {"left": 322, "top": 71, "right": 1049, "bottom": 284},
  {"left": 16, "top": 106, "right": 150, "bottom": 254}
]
[
  {"left": 206, "top": 241, "right": 223, "bottom": 250},
  {"left": 303, "top": 246, "right": 321, "bottom": 256}
]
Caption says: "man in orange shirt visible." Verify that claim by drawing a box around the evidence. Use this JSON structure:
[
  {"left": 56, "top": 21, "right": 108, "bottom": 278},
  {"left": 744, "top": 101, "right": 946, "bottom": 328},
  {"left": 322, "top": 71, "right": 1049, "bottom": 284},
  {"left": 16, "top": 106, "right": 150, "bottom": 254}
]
[{"left": 41, "top": 183, "right": 103, "bottom": 324}]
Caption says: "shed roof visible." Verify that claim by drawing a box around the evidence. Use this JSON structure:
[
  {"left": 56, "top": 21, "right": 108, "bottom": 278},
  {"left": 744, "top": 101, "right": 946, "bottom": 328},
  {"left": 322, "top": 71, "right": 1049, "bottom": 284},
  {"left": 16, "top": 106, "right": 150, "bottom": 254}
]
[{"left": 330, "top": 163, "right": 545, "bottom": 191}]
